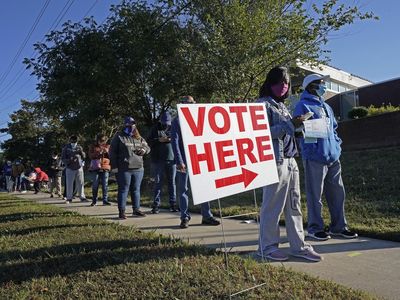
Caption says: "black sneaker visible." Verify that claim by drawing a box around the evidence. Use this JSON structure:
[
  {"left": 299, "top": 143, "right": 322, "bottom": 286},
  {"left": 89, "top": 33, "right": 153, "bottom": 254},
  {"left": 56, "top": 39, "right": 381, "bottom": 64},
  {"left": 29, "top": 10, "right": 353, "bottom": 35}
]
[
  {"left": 119, "top": 211, "right": 127, "bottom": 219},
  {"left": 169, "top": 204, "right": 179, "bottom": 212},
  {"left": 103, "top": 201, "right": 112, "bottom": 206},
  {"left": 201, "top": 217, "right": 220, "bottom": 226},
  {"left": 329, "top": 229, "right": 358, "bottom": 239},
  {"left": 132, "top": 209, "right": 146, "bottom": 217},
  {"left": 151, "top": 206, "right": 160, "bottom": 214},
  {"left": 180, "top": 218, "right": 189, "bottom": 229},
  {"left": 307, "top": 231, "right": 331, "bottom": 241}
]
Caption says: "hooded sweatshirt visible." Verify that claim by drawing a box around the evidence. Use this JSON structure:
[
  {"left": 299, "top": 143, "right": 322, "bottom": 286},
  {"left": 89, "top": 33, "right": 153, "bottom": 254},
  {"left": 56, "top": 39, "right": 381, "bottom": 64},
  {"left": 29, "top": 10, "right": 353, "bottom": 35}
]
[
  {"left": 293, "top": 90, "right": 342, "bottom": 164},
  {"left": 34, "top": 167, "right": 49, "bottom": 182}
]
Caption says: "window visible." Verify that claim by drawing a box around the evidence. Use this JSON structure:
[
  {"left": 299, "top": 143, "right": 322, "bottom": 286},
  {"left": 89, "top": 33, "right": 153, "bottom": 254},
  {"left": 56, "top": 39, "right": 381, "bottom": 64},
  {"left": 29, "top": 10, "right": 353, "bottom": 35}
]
[
  {"left": 331, "top": 82, "right": 339, "bottom": 92},
  {"left": 325, "top": 80, "right": 331, "bottom": 89}
]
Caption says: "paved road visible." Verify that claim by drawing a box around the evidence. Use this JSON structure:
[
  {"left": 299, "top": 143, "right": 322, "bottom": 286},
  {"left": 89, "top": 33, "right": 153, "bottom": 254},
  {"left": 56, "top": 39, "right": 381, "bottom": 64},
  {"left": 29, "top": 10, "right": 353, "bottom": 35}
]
[{"left": 18, "top": 193, "right": 400, "bottom": 299}]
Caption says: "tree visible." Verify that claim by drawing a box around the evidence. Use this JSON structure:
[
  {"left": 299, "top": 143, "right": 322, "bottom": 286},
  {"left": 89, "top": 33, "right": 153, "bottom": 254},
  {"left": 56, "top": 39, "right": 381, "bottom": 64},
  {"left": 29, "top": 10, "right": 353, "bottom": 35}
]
[
  {"left": 26, "top": 1, "right": 195, "bottom": 141},
  {"left": 160, "top": 0, "right": 376, "bottom": 101},
  {"left": 1, "top": 100, "right": 66, "bottom": 166}
]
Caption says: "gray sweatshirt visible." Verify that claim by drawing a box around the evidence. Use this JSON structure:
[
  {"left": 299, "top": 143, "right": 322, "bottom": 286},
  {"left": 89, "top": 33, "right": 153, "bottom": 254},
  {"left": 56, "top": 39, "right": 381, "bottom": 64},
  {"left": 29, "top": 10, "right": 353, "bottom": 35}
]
[{"left": 109, "top": 131, "right": 150, "bottom": 171}]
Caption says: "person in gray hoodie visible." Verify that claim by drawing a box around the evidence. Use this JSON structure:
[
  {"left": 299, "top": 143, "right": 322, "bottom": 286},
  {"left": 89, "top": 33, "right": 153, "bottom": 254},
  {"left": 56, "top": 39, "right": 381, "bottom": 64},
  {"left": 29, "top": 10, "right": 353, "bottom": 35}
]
[
  {"left": 110, "top": 117, "right": 150, "bottom": 219},
  {"left": 61, "top": 135, "right": 87, "bottom": 203}
]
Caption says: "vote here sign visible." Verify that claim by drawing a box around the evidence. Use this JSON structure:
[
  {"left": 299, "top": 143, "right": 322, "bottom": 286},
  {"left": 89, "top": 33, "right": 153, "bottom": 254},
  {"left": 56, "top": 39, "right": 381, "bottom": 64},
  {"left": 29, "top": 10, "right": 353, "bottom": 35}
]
[{"left": 178, "top": 103, "right": 279, "bottom": 205}]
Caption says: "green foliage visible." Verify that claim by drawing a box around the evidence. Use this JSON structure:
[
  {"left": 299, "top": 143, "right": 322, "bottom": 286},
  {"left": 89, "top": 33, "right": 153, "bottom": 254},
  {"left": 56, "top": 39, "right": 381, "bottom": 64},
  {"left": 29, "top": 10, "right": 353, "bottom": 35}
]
[
  {"left": 0, "top": 194, "right": 374, "bottom": 299},
  {"left": 1, "top": 100, "right": 66, "bottom": 164},
  {"left": 26, "top": 2, "right": 194, "bottom": 141},
  {"left": 348, "top": 104, "right": 400, "bottom": 119},
  {"left": 367, "top": 104, "right": 400, "bottom": 116},
  {"left": 162, "top": 0, "right": 377, "bottom": 101},
  {"left": 348, "top": 106, "right": 368, "bottom": 119}
]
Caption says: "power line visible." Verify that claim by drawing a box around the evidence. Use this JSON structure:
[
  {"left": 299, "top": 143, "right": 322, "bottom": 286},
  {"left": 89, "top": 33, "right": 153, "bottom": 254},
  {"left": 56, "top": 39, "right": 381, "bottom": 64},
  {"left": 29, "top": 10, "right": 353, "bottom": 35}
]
[
  {"left": 82, "top": 0, "right": 99, "bottom": 20},
  {"left": 0, "top": 0, "right": 76, "bottom": 102},
  {"left": 0, "top": 0, "right": 79, "bottom": 115},
  {"left": 0, "top": 0, "right": 51, "bottom": 89}
]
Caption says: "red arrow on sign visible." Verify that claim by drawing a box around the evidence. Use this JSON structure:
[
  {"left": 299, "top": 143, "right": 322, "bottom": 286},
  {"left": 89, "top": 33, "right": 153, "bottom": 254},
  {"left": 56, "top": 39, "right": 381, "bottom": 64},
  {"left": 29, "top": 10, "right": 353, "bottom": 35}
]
[{"left": 215, "top": 167, "right": 258, "bottom": 189}]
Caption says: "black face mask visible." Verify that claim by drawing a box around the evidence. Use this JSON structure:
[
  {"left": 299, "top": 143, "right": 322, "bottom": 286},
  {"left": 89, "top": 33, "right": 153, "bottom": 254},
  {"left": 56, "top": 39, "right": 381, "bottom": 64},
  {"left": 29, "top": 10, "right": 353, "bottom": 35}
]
[{"left": 160, "top": 123, "right": 169, "bottom": 130}]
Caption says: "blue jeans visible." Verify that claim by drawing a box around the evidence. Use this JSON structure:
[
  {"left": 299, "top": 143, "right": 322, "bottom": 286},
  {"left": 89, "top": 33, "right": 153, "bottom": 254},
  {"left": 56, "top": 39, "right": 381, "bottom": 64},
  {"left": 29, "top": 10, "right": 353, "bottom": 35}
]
[
  {"left": 117, "top": 168, "right": 144, "bottom": 211},
  {"left": 152, "top": 160, "right": 176, "bottom": 207},
  {"left": 92, "top": 171, "right": 109, "bottom": 203},
  {"left": 303, "top": 159, "right": 347, "bottom": 234},
  {"left": 176, "top": 170, "right": 213, "bottom": 221}
]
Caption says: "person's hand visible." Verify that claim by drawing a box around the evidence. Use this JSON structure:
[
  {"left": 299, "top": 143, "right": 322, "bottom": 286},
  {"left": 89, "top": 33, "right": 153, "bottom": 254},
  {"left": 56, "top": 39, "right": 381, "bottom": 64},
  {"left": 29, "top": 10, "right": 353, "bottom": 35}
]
[
  {"left": 135, "top": 148, "right": 146, "bottom": 156},
  {"left": 291, "top": 115, "right": 307, "bottom": 128},
  {"left": 177, "top": 163, "right": 186, "bottom": 173},
  {"left": 158, "top": 136, "right": 170, "bottom": 143}
]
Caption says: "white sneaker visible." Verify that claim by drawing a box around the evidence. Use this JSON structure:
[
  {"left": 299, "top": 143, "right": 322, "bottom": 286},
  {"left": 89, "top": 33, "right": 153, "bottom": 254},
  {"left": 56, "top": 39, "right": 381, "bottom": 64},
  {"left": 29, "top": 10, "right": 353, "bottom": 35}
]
[
  {"left": 292, "top": 248, "right": 323, "bottom": 262},
  {"left": 257, "top": 249, "right": 289, "bottom": 261}
]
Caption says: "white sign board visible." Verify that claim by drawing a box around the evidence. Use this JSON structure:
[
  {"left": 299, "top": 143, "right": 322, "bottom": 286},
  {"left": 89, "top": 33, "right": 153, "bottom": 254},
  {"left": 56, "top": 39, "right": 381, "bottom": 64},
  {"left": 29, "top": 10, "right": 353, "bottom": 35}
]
[
  {"left": 303, "top": 118, "right": 329, "bottom": 138},
  {"left": 177, "top": 103, "right": 279, "bottom": 205}
]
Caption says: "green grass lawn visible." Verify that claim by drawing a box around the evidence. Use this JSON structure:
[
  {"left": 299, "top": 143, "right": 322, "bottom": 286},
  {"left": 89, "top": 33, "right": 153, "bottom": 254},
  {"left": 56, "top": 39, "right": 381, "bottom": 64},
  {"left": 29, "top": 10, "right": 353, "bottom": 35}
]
[
  {"left": 0, "top": 194, "right": 373, "bottom": 299},
  {"left": 86, "top": 146, "right": 400, "bottom": 242}
]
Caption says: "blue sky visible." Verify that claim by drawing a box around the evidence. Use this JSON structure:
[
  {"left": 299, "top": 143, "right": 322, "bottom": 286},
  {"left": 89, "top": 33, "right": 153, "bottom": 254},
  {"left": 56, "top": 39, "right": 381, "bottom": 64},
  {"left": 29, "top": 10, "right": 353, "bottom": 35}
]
[{"left": 0, "top": 0, "right": 399, "bottom": 144}]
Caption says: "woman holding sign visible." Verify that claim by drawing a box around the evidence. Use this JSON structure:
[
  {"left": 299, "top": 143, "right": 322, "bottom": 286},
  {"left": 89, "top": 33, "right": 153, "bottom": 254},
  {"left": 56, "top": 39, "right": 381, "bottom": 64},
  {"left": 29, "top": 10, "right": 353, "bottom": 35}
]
[
  {"left": 294, "top": 74, "right": 358, "bottom": 241},
  {"left": 257, "top": 66, "right": 322, "bottom": 262}
]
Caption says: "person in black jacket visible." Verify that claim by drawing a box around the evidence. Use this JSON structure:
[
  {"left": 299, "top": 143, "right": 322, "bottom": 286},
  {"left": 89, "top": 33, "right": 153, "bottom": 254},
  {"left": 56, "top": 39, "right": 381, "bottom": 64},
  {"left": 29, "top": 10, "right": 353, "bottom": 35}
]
[
  {"left": 148, "top": 112, "right": 178, "bottom": 214},
  {"left": 47, "top": 151, "right": 63, "bottom": 198},
  {"left": 110, "top": 117, "right": 150, "bottom": 219}
]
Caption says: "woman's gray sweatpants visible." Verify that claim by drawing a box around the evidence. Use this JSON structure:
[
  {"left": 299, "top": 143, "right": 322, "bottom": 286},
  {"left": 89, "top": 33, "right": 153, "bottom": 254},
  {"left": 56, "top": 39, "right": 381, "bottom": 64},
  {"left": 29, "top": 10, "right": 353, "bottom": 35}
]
[
  {"left": 258, "top": 158, "right": 312, "bottom": 256},
  {"left": 65, "top": 167, "right": 84, "bottom": 201}
]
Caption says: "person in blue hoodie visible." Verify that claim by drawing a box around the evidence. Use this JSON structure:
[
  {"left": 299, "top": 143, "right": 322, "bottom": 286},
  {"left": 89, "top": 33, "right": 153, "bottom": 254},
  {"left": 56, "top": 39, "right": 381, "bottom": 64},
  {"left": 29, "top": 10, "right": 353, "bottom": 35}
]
[
  {"left": 256, "top": 66, "right": 322, "bottom": 262},
  {"left": 294, "top": 73, "right": 358, "bottom": 241}
]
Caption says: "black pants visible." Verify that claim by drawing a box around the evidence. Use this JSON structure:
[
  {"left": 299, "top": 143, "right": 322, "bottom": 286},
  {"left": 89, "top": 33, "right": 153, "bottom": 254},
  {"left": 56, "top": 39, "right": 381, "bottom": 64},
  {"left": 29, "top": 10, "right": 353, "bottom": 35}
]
[{"left": 34, "top": 181, "right": 41, "bottom": 193}]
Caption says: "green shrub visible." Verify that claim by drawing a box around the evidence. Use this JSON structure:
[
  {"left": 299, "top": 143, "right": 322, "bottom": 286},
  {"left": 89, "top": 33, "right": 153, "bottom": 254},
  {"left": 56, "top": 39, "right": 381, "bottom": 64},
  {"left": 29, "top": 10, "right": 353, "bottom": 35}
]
[
  {"left": 348, "top": 106, "right": 368, "bottom": 119},
  {"left": 367, "top": 104, "right": 400, "bottom": 116}
]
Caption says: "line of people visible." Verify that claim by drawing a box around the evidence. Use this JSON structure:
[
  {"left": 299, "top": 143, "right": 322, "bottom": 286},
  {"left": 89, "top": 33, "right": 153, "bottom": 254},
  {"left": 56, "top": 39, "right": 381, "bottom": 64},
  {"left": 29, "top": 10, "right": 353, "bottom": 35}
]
[
  {"left": 108, "top": 113, "right": 220, "bottom": 228},
  {"left": 0, "top": 68, "right": 357, "bottom": 263},
  {"left": 0, "top": 158, "right": 49, "bottom": 194}
]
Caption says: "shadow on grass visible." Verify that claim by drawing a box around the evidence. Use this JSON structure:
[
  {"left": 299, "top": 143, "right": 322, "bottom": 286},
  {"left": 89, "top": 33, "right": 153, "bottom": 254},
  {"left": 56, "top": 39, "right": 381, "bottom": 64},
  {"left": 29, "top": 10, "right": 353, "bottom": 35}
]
[
  {"left": 0, "top": 200, "right": 34, "bottom": 208},
  {"left": 1, "top": 223, "right": 108, "bottom": 237},
  {"left": 0, "top": 212, "right": 74, "bottom": 223},
  {"left": 0, "top": 239, "right": 212, "bottom": 284}
]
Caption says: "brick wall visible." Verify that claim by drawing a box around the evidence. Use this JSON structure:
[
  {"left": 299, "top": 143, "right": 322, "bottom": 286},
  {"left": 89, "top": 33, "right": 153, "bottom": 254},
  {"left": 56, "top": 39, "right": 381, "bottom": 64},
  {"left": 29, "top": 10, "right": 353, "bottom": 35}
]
[{"left": 337, "top": 111, "right": 400, "bottom": 151}]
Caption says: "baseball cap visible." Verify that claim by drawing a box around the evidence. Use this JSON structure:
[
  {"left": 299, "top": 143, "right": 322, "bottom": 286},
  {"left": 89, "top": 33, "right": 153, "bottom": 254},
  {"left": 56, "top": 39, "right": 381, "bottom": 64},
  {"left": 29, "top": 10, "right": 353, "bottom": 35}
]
[
  {"left": 302, "top": 74, "right": 330, "bottom": 89},
  {"left": 124, "top": 116, "right": 136, "bottom": 125},
  {"left": 179, "top": 95, "right": 196, "bottom": 104}
]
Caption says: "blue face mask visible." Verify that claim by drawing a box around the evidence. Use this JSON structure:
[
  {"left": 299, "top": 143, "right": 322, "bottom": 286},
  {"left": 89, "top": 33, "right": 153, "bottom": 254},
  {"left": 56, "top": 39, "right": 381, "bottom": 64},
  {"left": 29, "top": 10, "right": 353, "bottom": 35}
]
[
  {"left": 124, "top": 126, "right": 133, "bottom": 136},
  {"left": 316, "top": 84, "right": 327, "bottom": 97}
]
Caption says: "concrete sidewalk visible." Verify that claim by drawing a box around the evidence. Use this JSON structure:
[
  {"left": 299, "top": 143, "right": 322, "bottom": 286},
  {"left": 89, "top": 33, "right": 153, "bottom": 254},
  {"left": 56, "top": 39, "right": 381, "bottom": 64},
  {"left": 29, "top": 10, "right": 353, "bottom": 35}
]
[{"left": 18, "top": 193, "right": 400, "bottom": 299}]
